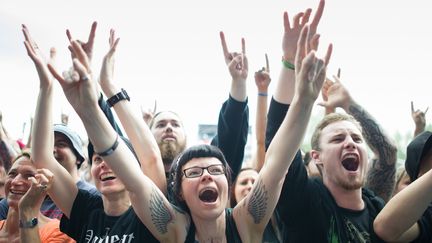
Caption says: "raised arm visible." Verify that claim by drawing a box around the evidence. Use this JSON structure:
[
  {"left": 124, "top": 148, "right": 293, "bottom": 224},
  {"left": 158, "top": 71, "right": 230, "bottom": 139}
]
[
  {"left": 23, "top": 25, "right": 78, "bottom": 218},
  {"left": 319, "top": 76, "right": 397, "bottom": 202},
  {"left": 49, "top": 40, "right": 187, "bottom": 242},
  {"left": 211, "top": 32, "right": 249, "bottom": 179},
  {"left": 252, "top": 54, "right": 271, "bottom": 171},
  {"left": 411, "top": 101, "right": 428, "bottom": 138},
  {"left": 373, "top": 168, "right": 432, "bottom": 242},
  {"left": 19, "top": 169, "right": 52, "bottom": 243},
  {"left": 98, "top": 29, "right": 166, "bottom": 193},
  {"left": 234, "top": 25, "right": 332, "bottom": 240}
]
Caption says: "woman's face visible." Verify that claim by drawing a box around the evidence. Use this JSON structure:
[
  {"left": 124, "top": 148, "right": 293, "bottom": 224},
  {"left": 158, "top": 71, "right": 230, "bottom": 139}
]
[
  {"left": 90, "top": 155, "right": 126, "bottom": 195},
  {"left": 234, "top": 169, "right": 258, "bottom": 204},
  {"left": 180, "top": 157, "right": 228, "bottom": 219},
  {"left": 5, "top": 157, "right": 34, "bottom": 209}
]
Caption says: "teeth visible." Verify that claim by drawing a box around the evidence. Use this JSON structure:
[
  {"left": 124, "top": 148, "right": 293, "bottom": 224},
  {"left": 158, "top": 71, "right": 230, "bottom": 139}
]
[
  {"left": 100, "top": 172, "right": 116, "bottom": 181},
  {"left": 10, "top": 190, "right": 25, "bottom": 195}
]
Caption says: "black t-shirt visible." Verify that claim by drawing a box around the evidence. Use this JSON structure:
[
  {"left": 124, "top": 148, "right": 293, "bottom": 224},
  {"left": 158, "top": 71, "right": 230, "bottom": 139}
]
[
  {"left": 185, "top": 208, "right": 242, "bottom": 243},
  {"left": 336, "top": 206, "right": 371, "bottom": 242},
  {"left": 60, "top": 189, "right": 158, "bottom": 242},
  {"left": 275, "top": 154, "right": 385, "bottom": 243},
  {"left": 413, "top": 205, "right": 432, "bottom": 243}
]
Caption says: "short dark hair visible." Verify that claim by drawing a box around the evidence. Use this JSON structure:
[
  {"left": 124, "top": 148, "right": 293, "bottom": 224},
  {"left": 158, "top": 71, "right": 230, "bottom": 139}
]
[{"left": 168, "top": 144, "right": 232, "bottom": 213}]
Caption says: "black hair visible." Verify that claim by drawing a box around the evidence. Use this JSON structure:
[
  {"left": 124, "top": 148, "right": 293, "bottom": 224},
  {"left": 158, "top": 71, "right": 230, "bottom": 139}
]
[{"left": 167, "top": 144, "right": 232, "bottom": 213}]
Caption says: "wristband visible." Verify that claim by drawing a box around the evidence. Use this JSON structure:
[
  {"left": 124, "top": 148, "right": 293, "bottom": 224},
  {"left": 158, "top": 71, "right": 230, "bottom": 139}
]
[
  {"left": 258, "top": 92, "right": 268, "bottom": 97},
  {"left": 97, "top": 135, "right": 119, "bottom": 157},
  {"left": 282, "top": 57, "right": 295, "bottom": 70},
  {"left": 107, "top": 89, "right": 130, "bottom": 107}
]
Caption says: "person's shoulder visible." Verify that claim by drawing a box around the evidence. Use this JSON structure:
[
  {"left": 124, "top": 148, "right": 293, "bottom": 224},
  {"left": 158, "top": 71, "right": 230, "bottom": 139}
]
[{"left": 76, "top": 180, "right": 100, "bottom": 196}]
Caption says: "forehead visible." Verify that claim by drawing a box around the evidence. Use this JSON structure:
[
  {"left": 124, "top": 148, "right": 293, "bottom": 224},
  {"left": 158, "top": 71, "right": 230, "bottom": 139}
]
[
  {"left": 237, "top": 169, "right": 258, "bottom": 180},
  {"left": 153, "top": 112, "right": 181, "bottom": 124},
  {"left": 321, "top": 120, "right": 362, "bottom": 138},
  {"left": 182, "top": 157, "right": 222, "bottom": 169},
  {"left": 11, "top": 157, "right": 34, "bottom": 171}
]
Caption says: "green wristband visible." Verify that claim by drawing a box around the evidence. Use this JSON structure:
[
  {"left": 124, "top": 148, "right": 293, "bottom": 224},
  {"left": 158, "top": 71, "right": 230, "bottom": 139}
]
[{"left": 282, "top": 59, "right": 295, "bottom": 70}]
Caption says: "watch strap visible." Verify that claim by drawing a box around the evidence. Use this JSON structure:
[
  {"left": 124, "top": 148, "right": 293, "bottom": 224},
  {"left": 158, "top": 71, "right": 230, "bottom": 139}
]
[{"left": 107, "top": 89, "right": 130, "bottom": 107}]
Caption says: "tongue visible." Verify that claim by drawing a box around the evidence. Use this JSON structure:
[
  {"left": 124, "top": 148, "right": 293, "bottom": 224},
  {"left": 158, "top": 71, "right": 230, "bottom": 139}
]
[
  {"left": 199, "top": 190, "right": 218, "bottom": 203},
  {"left": 342, "top": 158, "right": 358, "bottom": 171}
]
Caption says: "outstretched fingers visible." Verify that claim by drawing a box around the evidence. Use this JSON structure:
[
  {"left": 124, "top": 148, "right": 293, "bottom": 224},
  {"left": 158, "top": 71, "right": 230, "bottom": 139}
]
[
  {"left": 310, "top": 0, "right": 325, "bottom": 32},
  {"left": 220, "top": 31, "right": 230, "bottom": 61},
  {"left": 70, "top": 40, "right": 91, "bottom": 71},
  {"left": 295, "top": 25, "right": 310, "bottom": 70},
  {"left": 87, "top": 21, "right": 97, "bottom": 47},
  {"left": 265, "top": 53, "right": 269, "bottom": 72}
]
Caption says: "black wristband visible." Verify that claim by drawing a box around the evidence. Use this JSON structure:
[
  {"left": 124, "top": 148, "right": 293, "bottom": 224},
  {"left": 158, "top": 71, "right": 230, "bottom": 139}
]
[
  {"left": 97, "top": 135, "right": 120, "bottom": 157},
  {"left": 107, "top": 89, "right": 130, "bottom": 107}
]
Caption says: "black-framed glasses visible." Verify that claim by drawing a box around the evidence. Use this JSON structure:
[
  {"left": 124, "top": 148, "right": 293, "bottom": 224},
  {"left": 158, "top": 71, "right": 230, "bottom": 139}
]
[{"left": 183, "top": 164, "right": 225, "bottom": 178}]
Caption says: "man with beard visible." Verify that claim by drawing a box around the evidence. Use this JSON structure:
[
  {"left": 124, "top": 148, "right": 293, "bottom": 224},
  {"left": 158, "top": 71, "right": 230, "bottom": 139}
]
[
  {"left": 149, "top": 111, "right": 187, "bottom": 174},
  {"left": 149, "top": 32, "right": 249, "bottom": 179}
]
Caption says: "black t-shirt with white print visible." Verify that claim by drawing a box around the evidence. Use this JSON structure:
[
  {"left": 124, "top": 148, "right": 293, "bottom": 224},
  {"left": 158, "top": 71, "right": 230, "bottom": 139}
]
[{"left": 60, "top": 189, "right": 158, "bottom": 243}]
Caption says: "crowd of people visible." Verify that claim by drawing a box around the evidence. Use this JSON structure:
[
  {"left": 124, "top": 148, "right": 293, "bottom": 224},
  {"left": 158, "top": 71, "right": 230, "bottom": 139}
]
[{"left": 0, "top": 0, "right": 430, "bottom": 242}]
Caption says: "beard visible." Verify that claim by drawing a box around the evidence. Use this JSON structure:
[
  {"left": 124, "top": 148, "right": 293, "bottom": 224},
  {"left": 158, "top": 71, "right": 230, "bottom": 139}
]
[
  {"left": 338, "top": 175, "right": 365, "bottom": 190},
  {"left": 159, "top": 140, "right": 186, "bottom": 166}
]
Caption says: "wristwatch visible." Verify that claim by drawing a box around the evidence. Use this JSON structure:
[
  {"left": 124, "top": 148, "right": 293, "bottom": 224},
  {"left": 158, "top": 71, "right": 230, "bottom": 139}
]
[
  {"left": 19, "top": 217, "right": 38, "bottom": 228},
  {"left": 107, "top": 89, "right": 130, "bottom": 107}
]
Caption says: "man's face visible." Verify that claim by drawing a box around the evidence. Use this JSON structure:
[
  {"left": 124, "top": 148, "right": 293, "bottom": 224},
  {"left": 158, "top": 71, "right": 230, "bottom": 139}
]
[
  {"left": 53, "top": 133, "right": 78, "bottom": 172},
  {"left": 150, "top": 112, "right": 187, "bottom": 167},
  {"left": 312, "top": 120, "right": 368, "bottom": 191}
]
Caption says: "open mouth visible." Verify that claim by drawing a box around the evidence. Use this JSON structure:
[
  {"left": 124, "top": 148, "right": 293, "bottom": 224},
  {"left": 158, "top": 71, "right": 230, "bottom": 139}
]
[
  {"left": 341, "top": 155, "right": 359, "bottom": 171},
  {"left": 10, "top": 189, "right": 26, "bottom": 195},
  {"left": 100, "top": 172, "right": 116, "bottom": 182},
  {"left": 199, "top": 188, "right": 218, "bottom": 203}
]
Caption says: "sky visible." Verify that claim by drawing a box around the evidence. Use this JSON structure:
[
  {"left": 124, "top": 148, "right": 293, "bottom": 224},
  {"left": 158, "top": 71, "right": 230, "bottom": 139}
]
[{"left": 1, "top": 0, "right": 431, "bottom": 147}]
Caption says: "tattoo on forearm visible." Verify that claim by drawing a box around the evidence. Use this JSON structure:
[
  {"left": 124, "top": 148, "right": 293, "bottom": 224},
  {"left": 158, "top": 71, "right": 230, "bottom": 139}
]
[
  {"left": 349, "top": 104, "right": 397, "bottom": 201},
  {"left": 245, "top": 178, "right": 268, "bottom": 224},
  {"left": 150, "top": 188, "right": 173, "bottom": 234}
]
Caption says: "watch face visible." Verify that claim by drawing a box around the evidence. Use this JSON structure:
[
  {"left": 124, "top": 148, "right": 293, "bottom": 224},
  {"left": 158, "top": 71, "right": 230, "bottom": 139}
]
[{"left": 20, "top": 217, "right": 38, "bottom": 228}]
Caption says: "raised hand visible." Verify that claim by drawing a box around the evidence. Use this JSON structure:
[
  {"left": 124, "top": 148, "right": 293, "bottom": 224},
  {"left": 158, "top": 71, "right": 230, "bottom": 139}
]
[
  {"left": 66, "top": 21, "right": 97, "bottom": 63},
  {"left": 254, "top": 54, "right": 271, "bottom": 93},
  {"left": 294, "top": 25, "right": 332, "bottom": 103},
  {"left": 48, "top": 41, "right": 98, "bottom": 115},
  {"left": 18, "top": 169, "right": 53, "bottom": 213},
  {"left": 99, "top": 29, "right": 120, "bottom": 92},
  {"left": 282, "top": 0, "right": 325, "bottom": 63},
  {"left": 411, "top": 101, "right": 428, "bottom": 137},
  {"left": 318, "top": 73, "right": 352, "bottom": 111},
  {"left": 61, "top": 110, "right": 69, "bottom": 125},
  {"left": 141, "top": 100, "right": 157, "bottom": 125},
  {"left": 321, "top": 67, "right": 340, "bottom": 114},
  {"left": 22, "top": 25, "right": 56, "bottom": 89},
  {"left": 220, "top": 31, "right": 248, "bottom": 82}
]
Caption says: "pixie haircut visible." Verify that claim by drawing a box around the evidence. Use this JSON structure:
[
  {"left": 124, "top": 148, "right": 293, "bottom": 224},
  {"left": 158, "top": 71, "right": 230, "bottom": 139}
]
[
  {"left": 311, "top": 113, "right": 362, "bottom": 151},
  {"left": 168, "top": 144, "right": 232, "bottom": 213}
]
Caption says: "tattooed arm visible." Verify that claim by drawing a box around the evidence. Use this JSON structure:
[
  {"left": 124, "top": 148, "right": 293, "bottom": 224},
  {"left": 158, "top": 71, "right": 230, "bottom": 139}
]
[
  {"left": 320, "top": 76, "right": 397, "bottom": 202},
  {"left": 49, "top": 39, "right": 188, "bottom": 242},
  {"left": 349, "top": 102, "right": 397, "bottom": 202},
  {"left": 233, "top": 25, "right": 332, "bottom": 241}
]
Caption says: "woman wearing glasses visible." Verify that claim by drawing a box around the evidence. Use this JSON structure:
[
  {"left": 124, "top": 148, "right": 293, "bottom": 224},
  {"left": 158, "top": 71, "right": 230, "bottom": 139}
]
[{"left": 52, "top": 22, "right": 331, "bottom": 242}]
